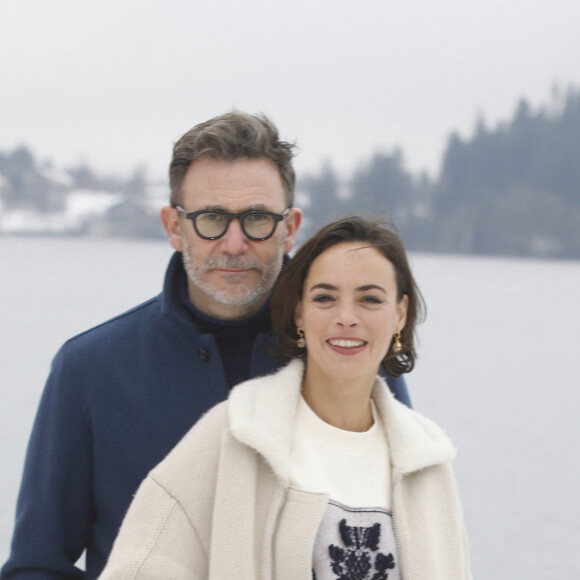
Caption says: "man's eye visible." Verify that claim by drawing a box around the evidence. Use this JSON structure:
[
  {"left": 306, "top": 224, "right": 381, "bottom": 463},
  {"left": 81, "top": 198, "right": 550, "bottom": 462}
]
[
  {"left": 203, "top": 213, "right": 223, "bottom": 222},
  {"left": 246, "top": 213, "right": 268, "bottom": 222}
]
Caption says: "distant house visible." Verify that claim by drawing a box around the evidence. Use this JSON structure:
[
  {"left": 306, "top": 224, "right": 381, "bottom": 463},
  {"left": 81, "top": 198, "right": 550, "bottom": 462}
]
[
  {"left": 0, "top": 188, "right": 166, "bottom": 239},
  {"left": 85, "top": 197, "right": 165, "bottom": 238},
  {"left": 0, "top": 208, "right": 80, "bottom": 235}
]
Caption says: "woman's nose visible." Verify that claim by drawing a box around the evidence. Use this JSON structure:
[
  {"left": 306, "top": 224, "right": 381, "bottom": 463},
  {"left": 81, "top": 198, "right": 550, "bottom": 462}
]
[{"left": 336, "top": 303, "right": 358, "bottom": 327}]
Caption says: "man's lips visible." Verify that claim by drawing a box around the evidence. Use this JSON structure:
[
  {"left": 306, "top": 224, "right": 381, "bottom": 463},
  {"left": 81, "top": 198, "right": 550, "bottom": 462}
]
[{"left": 212, "top": 268, "right": 254, "bottom": 274}]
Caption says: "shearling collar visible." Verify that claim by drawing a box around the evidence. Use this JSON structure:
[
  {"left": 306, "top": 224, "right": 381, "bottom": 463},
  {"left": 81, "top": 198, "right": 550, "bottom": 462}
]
[{"left": 228, "top": 360, "right": 456, "bottom": 485}]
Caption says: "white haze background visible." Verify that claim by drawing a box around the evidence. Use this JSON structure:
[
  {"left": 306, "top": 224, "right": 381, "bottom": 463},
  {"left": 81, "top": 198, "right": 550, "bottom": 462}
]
[
  {"left": 2, "top": 1, "right": 580, "bottom": 576},
  {"left": 1, "top": 237, "right": 579, "bottom": 578},
  {"left": 2, "top": 0, "right": 580, "bottom": 179}
]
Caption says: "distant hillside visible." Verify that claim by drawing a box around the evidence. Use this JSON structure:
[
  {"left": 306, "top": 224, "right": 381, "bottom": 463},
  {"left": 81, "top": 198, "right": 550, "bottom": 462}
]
[
  {"left": 298, "top": 86, "right": 580, "bottom": 260},
  {"left": 2, "top": 87, "right": 579, "bottom": 258}
]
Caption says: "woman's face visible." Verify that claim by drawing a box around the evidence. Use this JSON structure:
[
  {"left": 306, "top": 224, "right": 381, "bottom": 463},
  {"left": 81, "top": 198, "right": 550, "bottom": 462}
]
[{"left": 295, "top": 241, "right": 408, "bottom": 386}]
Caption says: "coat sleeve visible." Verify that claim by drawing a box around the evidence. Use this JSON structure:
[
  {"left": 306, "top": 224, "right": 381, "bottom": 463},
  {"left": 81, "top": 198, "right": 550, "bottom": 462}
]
[
  {"left": 99, "top": 477, "right": 207, "bottom": 580},
  {"left": 1, "top": 347, "right": 94, "bottom": 580}
]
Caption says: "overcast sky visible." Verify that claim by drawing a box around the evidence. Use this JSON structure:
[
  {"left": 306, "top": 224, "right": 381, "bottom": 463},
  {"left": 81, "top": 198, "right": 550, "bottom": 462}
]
[{"left": 2, "top": 0, "right": 579, "bottom": 182}]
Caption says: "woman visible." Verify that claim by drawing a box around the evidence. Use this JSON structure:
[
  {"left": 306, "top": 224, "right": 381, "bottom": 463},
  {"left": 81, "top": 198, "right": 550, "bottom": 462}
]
[{"left": 100, "top": 217, "right": 471, "bottom": 580}]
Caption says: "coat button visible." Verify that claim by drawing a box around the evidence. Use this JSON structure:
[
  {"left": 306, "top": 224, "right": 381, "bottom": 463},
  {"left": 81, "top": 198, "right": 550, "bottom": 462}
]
[{"left": 197, "top": 348, "right": 210, "bottom": 361}]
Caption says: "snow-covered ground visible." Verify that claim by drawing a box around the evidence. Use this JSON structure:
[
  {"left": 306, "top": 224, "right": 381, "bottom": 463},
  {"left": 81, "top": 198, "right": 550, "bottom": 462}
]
[{"left": 1, "top": 236, "right": 579, "bottom": 577}]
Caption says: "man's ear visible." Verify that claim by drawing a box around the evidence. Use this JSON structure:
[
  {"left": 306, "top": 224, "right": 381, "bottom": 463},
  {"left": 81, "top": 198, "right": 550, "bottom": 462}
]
[
  {"left": 160, "top": 206, "right": 183, "bottom": 252},
  {"left": 283, "top": 208, "right": 302, "bottom": 254}
]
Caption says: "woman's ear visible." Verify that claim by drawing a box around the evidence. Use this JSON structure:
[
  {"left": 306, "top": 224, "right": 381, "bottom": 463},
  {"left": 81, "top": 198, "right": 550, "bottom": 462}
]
[
  {"left": 294, "top": 302, "right": 303, "bottom": 329},
  {"left": 396, "top": 294, "right": 409, "bottom": 332}
]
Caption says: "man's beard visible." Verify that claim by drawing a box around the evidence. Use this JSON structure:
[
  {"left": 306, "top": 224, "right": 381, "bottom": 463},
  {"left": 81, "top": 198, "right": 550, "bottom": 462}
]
[{"left": 181, "top": 237, "right": 284, "bottom": 311}]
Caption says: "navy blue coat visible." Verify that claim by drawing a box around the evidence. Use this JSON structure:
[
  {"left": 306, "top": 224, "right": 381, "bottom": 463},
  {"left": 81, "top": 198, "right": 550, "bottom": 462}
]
[{"left": 1, "top": 252, "right": 410, "bottom": 580}]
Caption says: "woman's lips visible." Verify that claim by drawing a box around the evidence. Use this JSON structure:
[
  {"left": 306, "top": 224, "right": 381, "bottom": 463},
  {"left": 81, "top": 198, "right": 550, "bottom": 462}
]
[{"left": 327, "top": 338, "right": 367, "bottom": 354}]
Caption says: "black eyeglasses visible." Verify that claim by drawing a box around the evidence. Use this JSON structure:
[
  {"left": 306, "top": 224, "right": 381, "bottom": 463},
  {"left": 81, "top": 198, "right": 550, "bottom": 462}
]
[{"left": 174, "top": 206, "right": 290, "bottom": 241}]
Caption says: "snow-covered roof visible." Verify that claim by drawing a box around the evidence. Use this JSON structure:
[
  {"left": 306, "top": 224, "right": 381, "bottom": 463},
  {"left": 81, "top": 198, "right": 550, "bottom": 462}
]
[
  {"left": 39, "top": 165, "right": 74, "bottom": 187},
  {"left": 66, "top": 190, "right": 121, "bottom": 218},
  {"left": 0, "top": 209, "right": 81, "bottom": 234}
]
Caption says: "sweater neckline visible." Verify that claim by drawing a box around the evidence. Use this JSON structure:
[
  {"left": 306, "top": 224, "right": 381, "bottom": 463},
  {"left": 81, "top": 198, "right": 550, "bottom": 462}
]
[{"left": 296, "top": 396, "right": 383, "bottom": 454}]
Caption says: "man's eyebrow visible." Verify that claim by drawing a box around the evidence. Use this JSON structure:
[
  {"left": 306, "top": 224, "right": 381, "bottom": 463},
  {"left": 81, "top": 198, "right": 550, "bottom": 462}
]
[{"left": 200, "top": 204, "right": 270, "bottom": 212}]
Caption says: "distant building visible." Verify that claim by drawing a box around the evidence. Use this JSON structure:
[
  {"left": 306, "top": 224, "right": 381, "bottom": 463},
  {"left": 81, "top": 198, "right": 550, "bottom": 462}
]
[
  {"left": 85, "top": 197, "right": 165, "bottom": 239},
  {"left": 0, "top": 189, "right": 165, "bottom": 239}
]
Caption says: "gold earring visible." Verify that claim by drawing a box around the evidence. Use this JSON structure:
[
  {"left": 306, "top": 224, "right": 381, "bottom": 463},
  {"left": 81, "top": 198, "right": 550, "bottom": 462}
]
[
  {"left": 392, "top": 331, "right": 402, "bottom": 353},
  {"left": 296, "top": 326, "right": 306, "bottom": 348}
]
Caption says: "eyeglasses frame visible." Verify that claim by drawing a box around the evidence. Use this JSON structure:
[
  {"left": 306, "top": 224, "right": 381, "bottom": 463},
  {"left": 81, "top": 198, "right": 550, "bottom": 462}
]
[{"left": 173, "top": 205, "right": 290, "bottom": 241}]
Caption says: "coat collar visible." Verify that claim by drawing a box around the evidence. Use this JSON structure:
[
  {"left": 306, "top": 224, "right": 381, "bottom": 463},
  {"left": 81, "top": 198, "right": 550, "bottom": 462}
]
[{"left": 228, "top": 360, "right": 456, "bottom": 485}]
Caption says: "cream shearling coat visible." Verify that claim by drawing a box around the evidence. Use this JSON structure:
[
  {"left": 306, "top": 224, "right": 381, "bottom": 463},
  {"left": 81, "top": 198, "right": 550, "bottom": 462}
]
[{"left": 100, "top": 360, "right": 471, "bottom": 579}]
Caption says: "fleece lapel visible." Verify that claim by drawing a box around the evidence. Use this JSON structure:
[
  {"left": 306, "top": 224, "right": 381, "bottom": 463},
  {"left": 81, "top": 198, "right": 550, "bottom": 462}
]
[
  {"left": 230, "top": 361, "right": 456, "bottom": 484},
  {"left": 228, "top": 359, "right": 305, "bottom": 485},
  {"left": 372, "top": 377, "right": 456, "bottom": 479}
]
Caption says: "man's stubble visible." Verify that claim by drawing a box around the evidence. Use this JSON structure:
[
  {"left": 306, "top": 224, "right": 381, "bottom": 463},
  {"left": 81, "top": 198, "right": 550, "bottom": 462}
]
[{"left": 181, "top": 236, "right": 285, "bottom": 313}]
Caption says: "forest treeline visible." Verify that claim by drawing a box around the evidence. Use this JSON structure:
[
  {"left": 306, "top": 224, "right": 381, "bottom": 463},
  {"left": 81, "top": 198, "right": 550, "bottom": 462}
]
[
  {"left": 1, "top": 87, "right": 579, "bottom": 259},
  {"left": 299, "top": 87, "right": 580, "bottom": 259}
]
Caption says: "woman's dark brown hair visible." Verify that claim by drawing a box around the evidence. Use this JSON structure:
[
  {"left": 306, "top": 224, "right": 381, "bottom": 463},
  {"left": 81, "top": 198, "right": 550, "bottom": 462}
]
[{"left": 270, "top": 216, "right": 425, "bottom": 377}]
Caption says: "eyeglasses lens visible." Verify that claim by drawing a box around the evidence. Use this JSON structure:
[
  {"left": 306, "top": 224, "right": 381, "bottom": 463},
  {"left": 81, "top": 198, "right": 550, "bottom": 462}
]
[
  {"left": 243, "top": 213, "right": 276, "bottom": 238},
  {"left": 195, "top": 212, "right": 276, "bottom": 239},
  {"left": 196, "top": 212, "right": 228, "bottom": 238}
]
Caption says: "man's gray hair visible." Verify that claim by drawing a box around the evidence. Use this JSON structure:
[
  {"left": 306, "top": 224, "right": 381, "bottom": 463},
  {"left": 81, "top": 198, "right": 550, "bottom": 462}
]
[{"left": 169, "top": 111, "right": 297, "bottom": 207}]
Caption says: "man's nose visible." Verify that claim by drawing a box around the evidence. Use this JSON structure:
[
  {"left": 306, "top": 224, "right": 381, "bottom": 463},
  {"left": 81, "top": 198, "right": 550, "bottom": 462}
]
[{"left": 218, "top": 218, "right": 249, "bottom": 253}]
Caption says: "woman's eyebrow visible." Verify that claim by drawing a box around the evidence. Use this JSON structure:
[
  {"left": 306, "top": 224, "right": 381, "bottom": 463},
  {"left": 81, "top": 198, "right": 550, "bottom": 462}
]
[
  {"left": 309, "top": 283, "right": 337, "bottom": 291},
  {"left": 309, "top": 283, "right": 387, "bottom": 293},
  {"left": 357, "top": 284, "right": 387, "bottom": 293}
]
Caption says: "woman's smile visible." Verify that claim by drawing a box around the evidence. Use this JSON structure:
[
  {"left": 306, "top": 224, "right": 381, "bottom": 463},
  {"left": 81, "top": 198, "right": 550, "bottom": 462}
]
[{"left": 327, "top": 338, "right": 367, "bottom": 353}]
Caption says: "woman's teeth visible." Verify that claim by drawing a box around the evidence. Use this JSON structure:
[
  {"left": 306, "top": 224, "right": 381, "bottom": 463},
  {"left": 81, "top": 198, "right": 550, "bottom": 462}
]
[{"left": 328, "top": 339, "right": 365, "bottom": 348}]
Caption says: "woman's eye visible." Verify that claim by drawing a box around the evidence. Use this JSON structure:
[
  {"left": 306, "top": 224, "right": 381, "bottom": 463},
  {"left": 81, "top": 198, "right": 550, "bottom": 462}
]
[
  {"left": 362, "top": 295, "right": 384, "bottom": 304},
  {"left": 313, "top": 294, "right": 333, "bottom": 303}
]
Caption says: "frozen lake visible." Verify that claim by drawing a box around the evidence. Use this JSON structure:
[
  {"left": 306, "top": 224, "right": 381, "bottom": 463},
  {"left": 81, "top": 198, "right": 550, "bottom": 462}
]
[{"left": 1, "top": 236, "right": 579, "bottom": 578}]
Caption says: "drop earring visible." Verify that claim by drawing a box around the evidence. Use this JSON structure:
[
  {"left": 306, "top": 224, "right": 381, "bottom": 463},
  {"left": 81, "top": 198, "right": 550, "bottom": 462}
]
[
  {"left": 296, "top": 326, "right": 306, "bottom": 348},
  {"left": 392, "top": 331, "right": 402, "bottom": 353}
]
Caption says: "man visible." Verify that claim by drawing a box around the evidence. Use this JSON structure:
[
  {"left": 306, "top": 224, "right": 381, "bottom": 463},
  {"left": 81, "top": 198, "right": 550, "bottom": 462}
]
[{"left": 2, "top": 112, "right": 410, "bottom": 580}]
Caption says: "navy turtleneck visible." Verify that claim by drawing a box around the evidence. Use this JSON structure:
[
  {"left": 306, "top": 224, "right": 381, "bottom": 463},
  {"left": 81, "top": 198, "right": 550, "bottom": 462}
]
[{"left": 177, "top": 270, "right": 272, "bottom": 388}]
